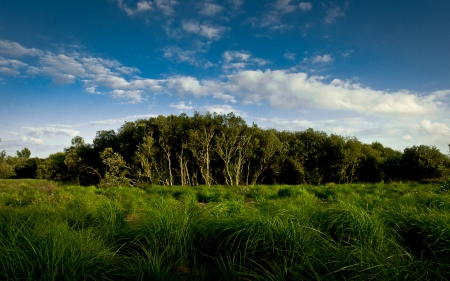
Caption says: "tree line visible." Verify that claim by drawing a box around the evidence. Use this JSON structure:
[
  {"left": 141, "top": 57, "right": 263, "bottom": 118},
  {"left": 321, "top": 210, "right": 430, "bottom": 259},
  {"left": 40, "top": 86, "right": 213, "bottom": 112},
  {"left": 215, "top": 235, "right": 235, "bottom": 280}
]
[{"left": 1, "top": 113, "right": 449, "bottom": 186}]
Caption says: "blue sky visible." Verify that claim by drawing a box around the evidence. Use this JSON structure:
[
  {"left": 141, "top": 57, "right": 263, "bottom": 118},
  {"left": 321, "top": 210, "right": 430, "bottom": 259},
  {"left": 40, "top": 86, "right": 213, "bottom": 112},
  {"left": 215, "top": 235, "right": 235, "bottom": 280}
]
[{"left": 1, "top": 0, "right": 450, "bottom": 157}]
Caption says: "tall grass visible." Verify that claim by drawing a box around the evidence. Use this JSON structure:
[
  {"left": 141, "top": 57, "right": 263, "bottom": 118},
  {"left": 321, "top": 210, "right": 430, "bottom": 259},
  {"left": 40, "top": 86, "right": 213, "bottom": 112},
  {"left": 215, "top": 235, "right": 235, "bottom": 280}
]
[{"left": 1, "top": 179, "right": 450, "bottom": 280}]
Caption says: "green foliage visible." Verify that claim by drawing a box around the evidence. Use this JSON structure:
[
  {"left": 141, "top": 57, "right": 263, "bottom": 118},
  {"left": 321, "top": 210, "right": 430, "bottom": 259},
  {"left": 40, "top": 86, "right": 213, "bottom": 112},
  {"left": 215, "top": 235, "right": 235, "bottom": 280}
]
[
  {"left": 188, "top": 112, "right": 221, "bottom": 186},
  {"left": 249, "top": 128, "right": 284, "bottom": 185},
  {"left": 36, "top": 152, "right": 68, "bottom": 181},
  {"left": 64, "top": 136, "right": 100, "bottom": 185},
  {"left": 402, "top": 145, "right": 449, "bottom": 180},
  {"left": 133, "top": 135, "right": 160, "bottom": 185},
  {"left": 440, "top": 175, "right": 450, "bottom": 191},
  {"left": 2, "top": 180, "right": 450, "bottom": 279},
  {"left": 0, "top": 160, "right": 16, "bottom": 179},
  {"left": 99, "top": 147, "right": 131, "bottom": 188},
  {"left": 14, "top": 157, "right": 40, "bottom": 179},
  {"left": 6, "top": 113, "right": 449, "bottom": 186},
  {"left": 16, "top": 147, "right": 31, "bottom": 160},
  {"left": 0, "top": 142, "right": 16, "bottom": 179}
]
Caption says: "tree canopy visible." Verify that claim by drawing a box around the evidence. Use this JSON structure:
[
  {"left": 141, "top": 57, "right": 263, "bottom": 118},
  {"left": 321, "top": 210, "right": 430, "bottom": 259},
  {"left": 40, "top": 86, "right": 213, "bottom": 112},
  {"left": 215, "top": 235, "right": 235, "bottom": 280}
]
[{"left": 2, "top": 113, "right": 450, "bottom": 185}]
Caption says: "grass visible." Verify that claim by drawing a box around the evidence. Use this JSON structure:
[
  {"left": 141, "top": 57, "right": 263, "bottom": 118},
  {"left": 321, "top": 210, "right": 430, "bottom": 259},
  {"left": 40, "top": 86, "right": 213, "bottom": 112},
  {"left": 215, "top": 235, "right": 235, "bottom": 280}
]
[{"left": 1, "top": 179, "right": 450, "bottom": 280}]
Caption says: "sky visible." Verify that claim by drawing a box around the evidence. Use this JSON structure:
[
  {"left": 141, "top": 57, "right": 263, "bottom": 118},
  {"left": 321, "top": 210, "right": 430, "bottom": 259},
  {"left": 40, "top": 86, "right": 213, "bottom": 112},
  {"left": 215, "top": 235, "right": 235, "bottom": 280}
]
[{"left": 1, "top": 0, "right": 450, "bottom": 158}]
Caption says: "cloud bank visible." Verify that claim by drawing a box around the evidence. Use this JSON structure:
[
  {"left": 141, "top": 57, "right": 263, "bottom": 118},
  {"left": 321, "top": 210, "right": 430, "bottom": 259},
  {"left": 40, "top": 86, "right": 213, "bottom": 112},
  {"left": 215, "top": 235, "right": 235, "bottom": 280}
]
[{"left": 1, "top": 39, "right": 449, "bottom": 154}]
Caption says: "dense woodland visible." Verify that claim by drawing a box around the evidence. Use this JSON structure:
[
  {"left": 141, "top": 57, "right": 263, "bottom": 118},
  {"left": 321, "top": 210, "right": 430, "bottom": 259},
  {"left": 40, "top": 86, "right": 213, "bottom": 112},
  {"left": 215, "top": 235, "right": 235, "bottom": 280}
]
[{"left": 1, "top": 112, "right": 449, "bottom": 186}]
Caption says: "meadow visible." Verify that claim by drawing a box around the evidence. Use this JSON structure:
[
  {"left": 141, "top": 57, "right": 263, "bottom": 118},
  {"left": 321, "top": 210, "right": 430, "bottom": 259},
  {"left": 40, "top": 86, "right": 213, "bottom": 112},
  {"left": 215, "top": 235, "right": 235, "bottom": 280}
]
[{"left": 1, "top": 179, "right": 450, "bottom": 280}]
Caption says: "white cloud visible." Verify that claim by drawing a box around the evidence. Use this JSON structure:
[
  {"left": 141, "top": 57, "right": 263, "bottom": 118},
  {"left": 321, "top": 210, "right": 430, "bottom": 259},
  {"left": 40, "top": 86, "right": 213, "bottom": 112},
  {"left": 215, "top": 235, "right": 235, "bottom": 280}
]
[
  {"left": 274, "top": 0, "right": 297, "bottom": 14},
  {"left": 222, "top": 50, "right": 269, "bottom": 70},
  {"left": 23, "top": 127, "right": 80, "bottom": 138},
  {"left": 420, "top": 119, "right": 450, "bottom": 137},
  {"left": 255, "top": 117, "right": 374, "bottom": 136},
  {"left": 52, "top": 73, "right": 77, "bottom": 84},
  {"left": 199, "top": 2, "right": 223, "bottom": 16},
  {"left": 401, "top": 135, "right": 414, "bottom": 141},
  {"left": 136, "top": 1, "right": 152, "bottom": 12},
  {"left": 170, "top": 101, "right": 194, "bottom": 112},
  {"left": 110, "top": 89, "right": 144, "bottom": 103},
  {"left": 131, "top": 78, "right": 165, "bottom": 91},
  {"left": 211, "top": 91, "right": 237, "bottom": 103},
  {"left": 228, "top": 0, "right": 244, "bottom": 9},
  {"left": 88, "top": 115, "right": 156, "bottom": 126},
  {"left": 21, "top": 136, "right": 45, "bottom": 145},
  {"left": 169, "top": 70, "right": 443, "bottom": 120},
  {"left": 182, "top": 20, "right": 228, "bottom": 41},
  {"left": 252, "top": 58, "right": 269, "bottom": 66},
  {"left": 223, "top": 51, "right": 251, "bottom": 63},
  {"left": 154, "top": 0, "right": 178, "bottom": 16},
  {"left": 165, "top": 76, "right": 237, "bottom": 103},
  {"left": 3, "top": 39, "right": 448, "bottom": 128},
  {"left": 202, "top": 104, "right": 242, "bottom": 115},
  {"left": 182, "top": 21, "right": 201, "bottom": 33},
  {"left": 116, "top": 66, "right": 141, "bottom": 75},
  {"left": 93, "top": 74, "right": 130, "bottom": 88},
  {"left": 283, "top": 51, "right": 296, "bottom": 60},
  {"left": 204, "top": 61, "right": 216, "bottom": 68},
  {"left": 324, "top": 6, "right": 346, "bottom": 24},
  {"left": 0, "top": 58, "right": 27, "bottom": 72},
  {"left": 112, "top": 0, "right": 177, "bottom": 17},
  {"left": 84, "top": 85, "right": 101, "bottom": 94},
  {"left": 0, "top": 67, "right": 19, "bottom": 75},
  {"left": 1, "top": 40, "right": 159, "bottom": 102},
  {"left": 114, "top": 0, "right": 153, "bottom": 16},
  {"left": 199, "top": 24, "right": 227, "bottom": 40},
  {"left": 252, "top": 116, "right": 450, "bottom": 153},
  {"left": 341, "top": 50, "right": 354, "bottom": 57},
  {"left": 255, "top": 0, "right": 302, "bottom": 31},
  {"left": 166, "top": 76, "right": 208, "bottom": 97},
  {"left": 163, "top": 45, "right": 207, "bottom": 66},
  {"left": 311, "top": 54, "right": 333, "bottom": 64},
  {"left": 269, "top": 24, "right": 293, "bottom": 32},
  {"left": 0, "top": 40, "right": 42, "bottom": 57},
  {"left": 298, "top": 2, "right": 312, "bottom": 11}
]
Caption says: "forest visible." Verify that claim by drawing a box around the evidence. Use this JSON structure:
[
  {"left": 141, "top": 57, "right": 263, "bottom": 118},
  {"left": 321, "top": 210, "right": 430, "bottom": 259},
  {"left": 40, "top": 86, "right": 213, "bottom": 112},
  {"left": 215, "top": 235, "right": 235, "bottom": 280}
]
[{"left": 1, "top": 112, "right": 449, "bottom": 186}]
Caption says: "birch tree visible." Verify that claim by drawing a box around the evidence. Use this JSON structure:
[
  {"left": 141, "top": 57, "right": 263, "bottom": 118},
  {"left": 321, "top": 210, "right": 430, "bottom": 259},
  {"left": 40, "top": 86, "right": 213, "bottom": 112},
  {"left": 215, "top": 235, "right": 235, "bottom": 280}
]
[{"left": 188, "top": 112, "right": 219, "bottom": 186}]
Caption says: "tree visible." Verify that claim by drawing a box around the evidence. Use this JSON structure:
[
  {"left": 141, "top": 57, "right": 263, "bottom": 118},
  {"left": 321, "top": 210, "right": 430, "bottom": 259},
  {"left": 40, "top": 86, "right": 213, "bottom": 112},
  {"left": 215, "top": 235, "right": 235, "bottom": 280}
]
[
  {"left": 133, "top": 135, "right": 160, "bottom": 185},
  {"left": 249, "top": 128, "right": 283, "bottom": 185},
  {"left": 173, "top": 114, "right": 192, "bottom": 186},
  {"left": 99, "top": 147, "right": 131, "bottom": 187},
  {"left": 0, "top": 154, "right": 16, "bottom": 179},
  {"left": 94, "top": 130, "right": 119, "bottom": 154},
  {"left": 215, "top": 113, "right": 253, "bottom": 185},
  {"left": 0, "top": 139, "right": 15, "bottom": 179},
  {"left": 16, "top": 148, "right": 31, "bottom": 160},
  {"left": 401, "top": 145, "right": 449, "bottom": 180},
  {"left": 13, "top": 147, "right": 40, "bottom": 179},
  {"left": 357, "top": 144, "right": 384, "bottom": 182},
  {"left": 153, "top": 115, "right": 176, "bottom": 186},
  {"left": 342, "top": 137, "right": 363, "bottom": 183},
  {"left": 64, "top": 136, "right": 101, "bottom": 185},
  {"left": 188, "top": 112, "right": 220, "bottom": 186},
  {"left": 15, "top": 158, "right": 40, "bottom": 179},
  {"left": 277, "top": 131, "right": 306, "bottom": 184},
  {"left": 299, "top": 129, "right": 328, "bottom": 185},
  {"left": 36, "top": 152, "right": 68, "bottom": 181}
]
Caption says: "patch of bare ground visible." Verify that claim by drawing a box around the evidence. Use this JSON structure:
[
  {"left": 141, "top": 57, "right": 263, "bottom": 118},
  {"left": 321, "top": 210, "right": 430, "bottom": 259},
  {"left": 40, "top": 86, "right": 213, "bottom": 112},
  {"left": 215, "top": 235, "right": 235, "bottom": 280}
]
[
  {"left": 33, "top": 182, "right": 59, "bottom": 194},
  {"left": 244, "top": 197, "right": 255, "bottom": 204},
  {"left": 197, "top": 202, "right": 207, "bottom": 209},
  {"left": 125, "top": 213, "right": 140, "bottom": 224}
]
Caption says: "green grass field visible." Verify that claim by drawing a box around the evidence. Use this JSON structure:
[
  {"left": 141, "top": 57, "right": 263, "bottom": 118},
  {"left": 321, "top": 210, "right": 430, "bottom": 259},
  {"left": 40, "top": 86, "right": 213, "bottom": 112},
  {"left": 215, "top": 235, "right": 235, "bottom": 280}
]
[{"left": 1, "top": 179, "right": 450, "bottom": 280}]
